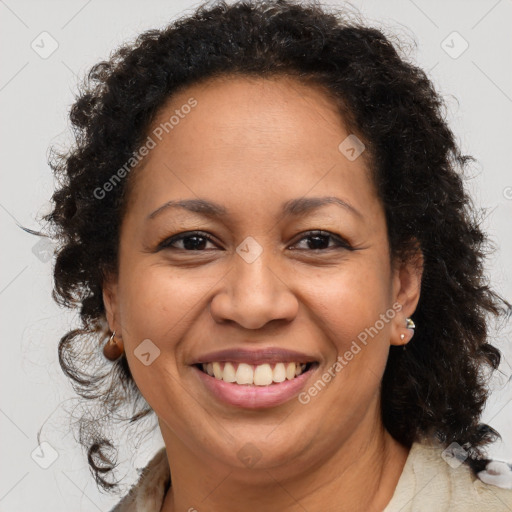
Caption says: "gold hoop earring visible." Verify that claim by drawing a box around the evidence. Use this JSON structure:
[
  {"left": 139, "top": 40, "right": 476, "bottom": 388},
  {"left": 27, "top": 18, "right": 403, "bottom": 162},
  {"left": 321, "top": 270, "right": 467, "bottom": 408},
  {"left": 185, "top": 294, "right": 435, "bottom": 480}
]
[{"left": 103, "top": 331, "right": 124, "bottom": 361}]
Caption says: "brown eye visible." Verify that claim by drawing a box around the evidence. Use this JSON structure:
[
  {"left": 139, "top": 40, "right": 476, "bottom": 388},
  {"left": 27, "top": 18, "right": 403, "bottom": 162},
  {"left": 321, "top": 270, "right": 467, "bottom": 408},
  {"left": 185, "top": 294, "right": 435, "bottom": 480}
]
[
  {"left": 156, "top": 229, "right": 353, "bottom": 253},
  {"left": 158, "top": 231, "right": 218, "bottom": 251},
  {"left": 289, "top": 230, "right": 353, "bottom": 251}
]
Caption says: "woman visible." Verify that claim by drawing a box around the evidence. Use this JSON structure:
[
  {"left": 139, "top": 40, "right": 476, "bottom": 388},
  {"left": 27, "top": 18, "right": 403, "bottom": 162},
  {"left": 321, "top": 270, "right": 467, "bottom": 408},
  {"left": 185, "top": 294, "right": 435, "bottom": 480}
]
[{"left": 37, "top": 0, "right": 512, "bottom": 510}]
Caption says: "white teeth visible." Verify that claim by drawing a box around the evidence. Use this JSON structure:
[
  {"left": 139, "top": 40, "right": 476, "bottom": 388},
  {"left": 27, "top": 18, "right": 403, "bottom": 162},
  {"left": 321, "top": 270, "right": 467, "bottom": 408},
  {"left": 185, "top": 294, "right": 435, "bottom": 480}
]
[
  {"left": 253, "top": 364, "right": 273, "bottom": 386},
  {"left": 286, "top": 362, "right": 296, "bottom": 380},
  {"left": 235, "top": 363, "right": 254, "bottom": 385},
  {"left": 272, "top": 362, "right": 286, "bottom": 383},
  {"left": 222, "top": 362, "right": 236, "bottom": 382},
  {"left": 212, "top": 361, "right": 223, "bottom": 379},
  {"left": 200, "top": 361, "right": 309, "bottom": 385}
]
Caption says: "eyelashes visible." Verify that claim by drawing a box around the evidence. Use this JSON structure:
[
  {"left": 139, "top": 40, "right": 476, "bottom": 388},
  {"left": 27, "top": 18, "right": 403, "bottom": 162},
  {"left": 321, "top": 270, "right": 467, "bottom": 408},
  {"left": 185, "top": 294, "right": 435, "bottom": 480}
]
[
  {"left": 157, "top": 231, "right": 215, "bottom": 251},
  {"left": 290, "top": 230, "right": 353, "bottom": 251},
  {"left": 156, "top": 230, "right": 354, "bottom": 253}
]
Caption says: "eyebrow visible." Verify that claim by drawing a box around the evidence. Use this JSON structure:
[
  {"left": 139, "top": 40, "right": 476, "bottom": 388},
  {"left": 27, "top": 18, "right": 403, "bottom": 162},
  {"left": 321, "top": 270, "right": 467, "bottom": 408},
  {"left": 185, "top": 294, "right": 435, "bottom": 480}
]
[{"left": 147, "top": 196, "right": 363, "bottom": 221}]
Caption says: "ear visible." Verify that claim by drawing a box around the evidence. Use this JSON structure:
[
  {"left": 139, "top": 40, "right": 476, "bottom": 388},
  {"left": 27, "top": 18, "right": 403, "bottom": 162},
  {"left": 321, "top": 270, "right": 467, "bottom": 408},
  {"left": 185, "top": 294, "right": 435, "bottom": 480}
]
[
  {"left": 102, "top": 273, "right": 122, "bottom": 335},
  {"left": 390, "top": 242, "right": 424, "bottom": 347}
]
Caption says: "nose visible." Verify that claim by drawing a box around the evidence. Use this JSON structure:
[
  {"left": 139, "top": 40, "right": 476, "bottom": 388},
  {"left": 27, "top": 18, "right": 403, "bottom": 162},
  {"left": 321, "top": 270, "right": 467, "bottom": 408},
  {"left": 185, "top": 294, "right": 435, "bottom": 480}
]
[{"left": 209, "top": 252, "right": 299, "bottom": 330}]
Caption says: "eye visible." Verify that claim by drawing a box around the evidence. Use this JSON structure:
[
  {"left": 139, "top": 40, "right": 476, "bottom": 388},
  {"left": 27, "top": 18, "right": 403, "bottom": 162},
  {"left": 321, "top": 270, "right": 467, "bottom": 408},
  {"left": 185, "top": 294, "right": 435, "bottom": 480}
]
[
  {"left": 156, "top": 230, "right": 353, "bottom": 252},
  {"left": 289, "top": 230, "right": 353, "bottom": 251},
  {"left": 157, "top": 231, "right": 218, "bottom": 251}
]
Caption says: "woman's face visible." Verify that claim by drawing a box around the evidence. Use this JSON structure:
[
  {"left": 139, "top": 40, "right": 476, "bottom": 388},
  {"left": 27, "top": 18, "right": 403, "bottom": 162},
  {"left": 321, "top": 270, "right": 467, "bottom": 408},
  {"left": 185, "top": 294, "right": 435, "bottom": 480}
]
[{"left": 104, "top": 75, "right": 421, "bottom": 476}]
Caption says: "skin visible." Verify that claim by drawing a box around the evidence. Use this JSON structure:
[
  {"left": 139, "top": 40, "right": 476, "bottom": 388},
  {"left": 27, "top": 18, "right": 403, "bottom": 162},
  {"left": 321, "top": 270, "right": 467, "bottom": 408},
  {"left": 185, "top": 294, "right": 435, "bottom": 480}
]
[{"left": 103, "top": 75, "right": 423, "bottom": 512}]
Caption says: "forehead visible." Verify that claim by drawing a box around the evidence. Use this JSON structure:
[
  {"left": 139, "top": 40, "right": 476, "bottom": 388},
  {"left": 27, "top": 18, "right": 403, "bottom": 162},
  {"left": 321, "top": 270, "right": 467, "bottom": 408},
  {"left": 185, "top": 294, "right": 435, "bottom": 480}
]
[
  {"left": 151, "top": 74, "right": 350, "bottom": 155},
  {"left": 124, "top": 74, "right": 380, "bottom": 226}
]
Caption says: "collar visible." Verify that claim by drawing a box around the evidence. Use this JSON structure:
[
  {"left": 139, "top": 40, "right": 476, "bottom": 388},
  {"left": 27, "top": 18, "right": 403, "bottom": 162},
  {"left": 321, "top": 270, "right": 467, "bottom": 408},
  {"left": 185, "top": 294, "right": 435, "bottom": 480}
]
[{"left": 115, "top": 440, "right": 512, "bottom": 511}]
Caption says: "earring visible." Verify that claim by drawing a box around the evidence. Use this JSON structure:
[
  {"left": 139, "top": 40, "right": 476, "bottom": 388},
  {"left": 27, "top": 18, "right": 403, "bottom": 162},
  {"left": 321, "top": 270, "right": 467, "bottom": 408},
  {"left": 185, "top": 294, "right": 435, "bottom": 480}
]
[
  {"left": 103, "top": 331, "right": 124, "bottom": 361},
  {"left": 400, "top": 317, "right": 415, "bottom": 350}
]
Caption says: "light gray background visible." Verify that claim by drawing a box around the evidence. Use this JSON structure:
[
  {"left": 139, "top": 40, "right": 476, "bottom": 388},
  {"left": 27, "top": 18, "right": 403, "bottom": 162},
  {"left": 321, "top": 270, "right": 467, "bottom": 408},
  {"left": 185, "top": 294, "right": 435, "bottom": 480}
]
[{"left": 1, "top": 0, "right": 511, "bottom": 510}]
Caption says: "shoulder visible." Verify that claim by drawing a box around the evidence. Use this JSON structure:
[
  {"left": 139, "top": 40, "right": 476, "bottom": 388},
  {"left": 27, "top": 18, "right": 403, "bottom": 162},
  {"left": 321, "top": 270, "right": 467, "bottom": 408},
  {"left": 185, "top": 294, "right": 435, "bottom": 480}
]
[
  {"left": 384, "top": 437, "right": 512, "bottom": 512},
  {"left": 109, "top": 447, "right": 170, "bottom": 512}
]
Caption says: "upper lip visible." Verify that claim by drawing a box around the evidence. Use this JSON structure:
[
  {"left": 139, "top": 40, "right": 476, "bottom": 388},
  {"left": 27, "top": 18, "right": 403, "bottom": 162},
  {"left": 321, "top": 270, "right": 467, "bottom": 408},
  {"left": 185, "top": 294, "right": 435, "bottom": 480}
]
[{"left": 191, "top": 347, "right": 318, "bottom": 366}]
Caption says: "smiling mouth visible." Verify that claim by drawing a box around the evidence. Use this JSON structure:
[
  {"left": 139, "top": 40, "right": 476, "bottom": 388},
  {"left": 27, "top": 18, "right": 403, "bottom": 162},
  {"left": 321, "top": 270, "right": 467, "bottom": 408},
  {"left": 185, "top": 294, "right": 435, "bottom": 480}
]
[{"left": 195, "top": 361, "right": 317, "bottom": 386}]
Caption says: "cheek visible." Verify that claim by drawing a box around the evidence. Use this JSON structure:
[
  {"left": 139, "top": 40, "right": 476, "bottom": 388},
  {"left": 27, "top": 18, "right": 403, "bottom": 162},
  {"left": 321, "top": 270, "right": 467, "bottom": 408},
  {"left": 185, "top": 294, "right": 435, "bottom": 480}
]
[
  {"left": 117, "top": 263, "right": 201, "bottom": 346},
  {"left": 304, "top": 262, "right": 393, "bottom": 411},
  {"left": 115, "top": 264, "right": 199, "bottom": 408},
  {"left": 309, "top": 262, "right": 391, "bottom": 349}
]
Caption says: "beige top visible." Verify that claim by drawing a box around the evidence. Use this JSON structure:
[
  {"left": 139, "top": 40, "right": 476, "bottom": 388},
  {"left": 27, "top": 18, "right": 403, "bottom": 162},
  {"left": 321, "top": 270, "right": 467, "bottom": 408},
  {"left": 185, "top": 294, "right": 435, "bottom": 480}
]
[{"left": 110, "top": 438, "right": 512, "bottom": 512}]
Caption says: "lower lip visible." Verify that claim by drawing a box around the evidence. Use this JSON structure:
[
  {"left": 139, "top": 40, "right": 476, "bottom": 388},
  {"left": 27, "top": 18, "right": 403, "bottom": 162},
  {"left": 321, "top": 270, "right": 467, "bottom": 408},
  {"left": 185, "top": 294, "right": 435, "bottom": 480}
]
[{"left": 192, "top": 365, "right": 317, "bottom": 409}]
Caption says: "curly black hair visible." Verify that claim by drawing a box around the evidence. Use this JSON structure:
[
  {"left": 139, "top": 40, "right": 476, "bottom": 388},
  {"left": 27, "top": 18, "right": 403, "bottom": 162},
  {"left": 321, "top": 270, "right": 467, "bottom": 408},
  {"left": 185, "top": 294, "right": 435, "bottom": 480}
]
[{"left": 30, "top": 0, "right": 511, "bottom": 494}]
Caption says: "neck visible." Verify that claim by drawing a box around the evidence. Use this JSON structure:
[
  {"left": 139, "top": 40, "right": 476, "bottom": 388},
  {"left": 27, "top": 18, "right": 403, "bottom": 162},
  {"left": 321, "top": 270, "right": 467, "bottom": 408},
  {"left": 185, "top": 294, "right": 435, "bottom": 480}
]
[{"left": 160, "top": 405, "right": 409, "bottom": 512}]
